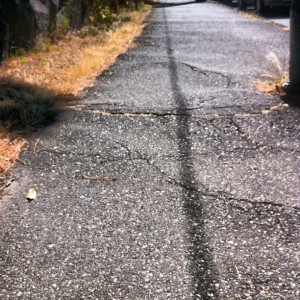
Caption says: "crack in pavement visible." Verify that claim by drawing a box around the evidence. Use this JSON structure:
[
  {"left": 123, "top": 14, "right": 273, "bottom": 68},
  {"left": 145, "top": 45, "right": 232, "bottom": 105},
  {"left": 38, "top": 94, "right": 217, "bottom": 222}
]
[
  {"left": 194, "top": 116, "right": 300, "bottom": 155},
  {"left": 179, "top": 62, "right": 233, "bottom": 88},
  {"left": 72, "top": 105, "right": 215, "bottom": 117},
  {"left": 31, "top": 146, "right": 150, "bottom": 165},
  {"left": 149, "top": 160, "right": 300, "bottom": 211},
  {"left": 69, "top": 102, "right": 277, "bottom": 121}
]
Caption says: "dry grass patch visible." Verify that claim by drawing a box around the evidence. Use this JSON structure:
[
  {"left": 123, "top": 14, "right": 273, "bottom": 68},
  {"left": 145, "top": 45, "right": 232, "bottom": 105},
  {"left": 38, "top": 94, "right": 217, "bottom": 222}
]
[
  {"left": 0, "top": 130, "right": 28, "bottom": 192},
  {"left": 0, "top": 131, "right": 28, "bottom": 173},
  {"left": 254, "top": 52, "right": 288, "bottom": 95},
  {"left": 0, "top": 9, "right": 150, "bottom": 96}
]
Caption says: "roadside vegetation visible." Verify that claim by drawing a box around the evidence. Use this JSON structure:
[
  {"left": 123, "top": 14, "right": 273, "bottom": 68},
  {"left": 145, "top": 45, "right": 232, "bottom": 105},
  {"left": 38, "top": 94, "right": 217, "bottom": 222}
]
[
  {"left": 254, "top": 52, "right": 289, "bottom": 95},
  {"left": 0, "top": 1, "right": 151, "bottom": 189}
]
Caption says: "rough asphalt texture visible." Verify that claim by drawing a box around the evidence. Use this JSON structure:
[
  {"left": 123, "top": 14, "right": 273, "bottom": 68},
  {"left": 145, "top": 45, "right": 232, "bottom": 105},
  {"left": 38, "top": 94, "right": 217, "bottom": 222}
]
[{"left": 1, "top": 1, "right": 300, "bottom": 299}]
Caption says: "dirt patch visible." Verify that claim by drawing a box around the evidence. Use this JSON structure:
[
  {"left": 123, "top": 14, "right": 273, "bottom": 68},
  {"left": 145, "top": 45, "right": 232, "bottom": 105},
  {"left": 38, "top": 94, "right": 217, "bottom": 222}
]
[{"left": 254, "top": 80, "right": 281, "bottom": 95}]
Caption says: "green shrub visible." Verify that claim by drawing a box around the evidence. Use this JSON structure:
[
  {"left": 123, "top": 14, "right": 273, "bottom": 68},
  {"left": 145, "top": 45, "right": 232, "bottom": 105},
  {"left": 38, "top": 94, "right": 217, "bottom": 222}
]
[
  {"left": 121, "top": 15, "right": 132, "bottom": 23},
  {"left": 60, "top": 15, "right": 70, "bottom": 29},
  {"left": 88, "top": 0, "right": 140, "bottom": 30},
  {"left": 35, "top": 38, "right": 52, "bottom": 52}
]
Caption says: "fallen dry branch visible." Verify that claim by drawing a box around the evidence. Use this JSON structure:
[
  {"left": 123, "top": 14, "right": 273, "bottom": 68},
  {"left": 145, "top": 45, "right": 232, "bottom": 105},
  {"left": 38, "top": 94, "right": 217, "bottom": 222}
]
[
  {"left": 33, "top": 139, "right": 40, "bottom": 154},
  {"left": 0, "top": 176, "right": 14, "bottom": 191}
]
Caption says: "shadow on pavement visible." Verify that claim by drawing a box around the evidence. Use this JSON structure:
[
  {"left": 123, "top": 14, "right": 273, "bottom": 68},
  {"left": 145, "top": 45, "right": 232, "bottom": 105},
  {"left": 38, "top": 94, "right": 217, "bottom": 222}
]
[
  {"left": 281, "top": 94, "right": 300, "bottom": 108},
  {"left": 146, "top": 1, "right": 200, "bottom": 8},
  {"left": 163, "top": 8, "right": 220, "bottom": 300},
  {"left": 0, "top": 78, "right": 59, "bottom": 131}
]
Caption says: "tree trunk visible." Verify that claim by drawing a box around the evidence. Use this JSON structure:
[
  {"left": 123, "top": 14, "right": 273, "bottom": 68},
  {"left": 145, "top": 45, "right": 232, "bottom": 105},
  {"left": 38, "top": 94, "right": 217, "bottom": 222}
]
[{"left": 0, "top": 18, "right": 9, "bottom": 62}]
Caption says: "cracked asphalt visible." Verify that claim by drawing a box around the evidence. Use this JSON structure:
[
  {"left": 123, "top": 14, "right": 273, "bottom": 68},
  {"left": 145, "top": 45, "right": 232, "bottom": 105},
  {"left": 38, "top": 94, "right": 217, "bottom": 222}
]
[{"left": 1, "top": 1, "right": 300, "bottom": 299}]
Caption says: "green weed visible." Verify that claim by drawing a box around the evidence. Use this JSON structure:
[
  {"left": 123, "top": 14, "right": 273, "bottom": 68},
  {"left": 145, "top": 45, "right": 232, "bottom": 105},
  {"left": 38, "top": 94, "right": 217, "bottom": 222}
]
[
  {"left": 36, "top": 38, "right": 53, "bottom": 52},
  {"left": 19, "top": 57, "right": 28, "bottom": 64}
]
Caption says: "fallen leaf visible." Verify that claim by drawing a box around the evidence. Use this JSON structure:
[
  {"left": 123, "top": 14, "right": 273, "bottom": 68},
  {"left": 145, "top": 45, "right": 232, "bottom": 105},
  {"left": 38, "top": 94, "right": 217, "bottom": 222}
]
[
  {"left": 26, "top": 188, "right": 37, "bottom": 201},
  {"left": 261, "top": 110, "right": 270, "bottom": 115}
]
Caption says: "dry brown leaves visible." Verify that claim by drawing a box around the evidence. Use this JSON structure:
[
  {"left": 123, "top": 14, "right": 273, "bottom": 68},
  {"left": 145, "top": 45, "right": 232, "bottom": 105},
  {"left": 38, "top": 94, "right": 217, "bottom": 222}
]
[
  {"left": 0, "top": 133, "right": 28, "bottom": 173},
  {"left": 254, "top": 81, "right": 280, "bottom": 95}
]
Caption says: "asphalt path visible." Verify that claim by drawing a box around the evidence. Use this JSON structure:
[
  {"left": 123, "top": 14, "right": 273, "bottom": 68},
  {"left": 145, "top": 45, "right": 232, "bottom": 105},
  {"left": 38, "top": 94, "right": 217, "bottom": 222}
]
[
  {"left": 272, "top": 18, "right": 289, "bottom": 27},
  {"left": 1, "top": 1, "right": 300, "bottom": 299}
]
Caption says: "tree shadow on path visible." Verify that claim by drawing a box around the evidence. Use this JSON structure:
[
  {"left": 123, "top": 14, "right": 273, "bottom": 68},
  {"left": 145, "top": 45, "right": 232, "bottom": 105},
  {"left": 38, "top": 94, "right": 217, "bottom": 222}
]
[{"left": 0, "top": 78, "right": 62, "bottom": 131}]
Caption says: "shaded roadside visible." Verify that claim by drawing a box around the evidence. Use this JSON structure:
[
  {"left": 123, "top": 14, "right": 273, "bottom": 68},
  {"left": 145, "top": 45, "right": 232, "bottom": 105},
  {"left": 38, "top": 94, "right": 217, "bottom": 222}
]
[
  {"left": 0, "top": 79, "right": 61, "bottom": 194},
  {"left": 0, "top": 80, "right": 58, "bottom": 131}
]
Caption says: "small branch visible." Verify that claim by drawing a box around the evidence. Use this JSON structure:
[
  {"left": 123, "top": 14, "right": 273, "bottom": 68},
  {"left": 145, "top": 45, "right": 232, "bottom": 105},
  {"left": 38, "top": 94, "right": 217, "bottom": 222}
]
[
  {"left": 0, "top": 176, "right": 14, "bottom": 191},
  {"left": 33, "top": 139, "right": 40, "bottom": 154}
]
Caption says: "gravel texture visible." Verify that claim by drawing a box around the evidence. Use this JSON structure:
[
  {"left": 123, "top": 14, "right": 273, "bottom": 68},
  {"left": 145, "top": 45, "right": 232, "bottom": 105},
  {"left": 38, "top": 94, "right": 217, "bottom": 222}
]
[{"left": 1, "top": 1, "right": 299, "bottom": 299}]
